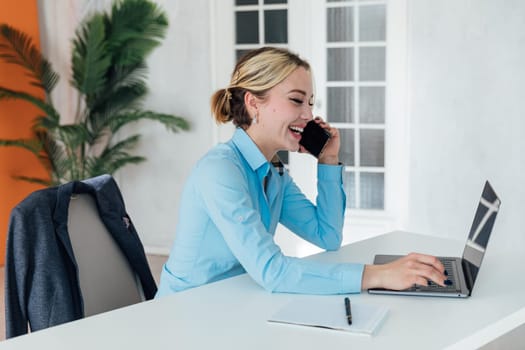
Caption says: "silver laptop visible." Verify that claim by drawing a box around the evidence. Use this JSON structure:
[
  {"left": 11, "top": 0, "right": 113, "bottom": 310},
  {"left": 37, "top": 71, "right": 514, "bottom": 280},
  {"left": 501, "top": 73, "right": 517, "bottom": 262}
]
[{"left": 368, "top": 180, "right": 501, "bottom": 298}]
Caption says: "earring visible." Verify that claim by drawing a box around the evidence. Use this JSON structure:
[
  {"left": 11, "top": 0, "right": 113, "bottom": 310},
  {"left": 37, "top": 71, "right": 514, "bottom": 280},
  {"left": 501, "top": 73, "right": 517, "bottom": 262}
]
[{"left": 252, "top": 113, "right": 258, "bottom": 125}]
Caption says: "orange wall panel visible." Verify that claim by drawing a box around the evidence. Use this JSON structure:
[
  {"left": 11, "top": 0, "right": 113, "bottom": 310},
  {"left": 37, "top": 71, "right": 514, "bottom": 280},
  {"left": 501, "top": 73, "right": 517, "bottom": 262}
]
[{"left": 0, "top": 0, "right": 48, "bottom": 265}]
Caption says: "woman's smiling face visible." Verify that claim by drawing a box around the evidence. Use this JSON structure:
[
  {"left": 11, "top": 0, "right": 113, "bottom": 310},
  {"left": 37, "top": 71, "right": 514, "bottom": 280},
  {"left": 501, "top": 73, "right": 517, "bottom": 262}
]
[{"left": 247, "top": 66, "right": 314, "bottom": 160}]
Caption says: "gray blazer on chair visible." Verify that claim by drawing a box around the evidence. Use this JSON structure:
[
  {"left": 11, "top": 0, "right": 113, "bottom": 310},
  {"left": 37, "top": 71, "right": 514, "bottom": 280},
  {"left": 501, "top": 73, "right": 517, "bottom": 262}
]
[{"left": 4, "top": 175, "right": 157, "bottom": 338}]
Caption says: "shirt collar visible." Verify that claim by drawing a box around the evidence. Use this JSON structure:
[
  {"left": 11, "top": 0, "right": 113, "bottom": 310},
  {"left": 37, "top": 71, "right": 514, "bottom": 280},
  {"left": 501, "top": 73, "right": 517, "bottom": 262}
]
[{"left": 232, "top": 128, "right": 270, "bottom": 174}]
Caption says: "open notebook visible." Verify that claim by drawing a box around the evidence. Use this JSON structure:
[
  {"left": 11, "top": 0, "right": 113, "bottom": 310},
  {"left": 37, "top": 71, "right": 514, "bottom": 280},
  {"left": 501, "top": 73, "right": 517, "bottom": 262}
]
[{"left": 268, "top": 297, "right": 388, "bottom": 335}]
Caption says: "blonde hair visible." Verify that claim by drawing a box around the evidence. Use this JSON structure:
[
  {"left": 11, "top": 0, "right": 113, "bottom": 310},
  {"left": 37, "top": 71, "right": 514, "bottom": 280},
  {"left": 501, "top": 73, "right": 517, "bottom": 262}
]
[{"left": 211, "top": 47, "right": 310, "bottom": 129}]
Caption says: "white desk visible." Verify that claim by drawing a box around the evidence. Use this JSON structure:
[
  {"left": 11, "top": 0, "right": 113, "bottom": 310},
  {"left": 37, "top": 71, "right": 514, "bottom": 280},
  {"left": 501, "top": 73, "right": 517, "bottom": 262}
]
[{"left": 2, "top": 231, "right": 525, "bottom": 349}]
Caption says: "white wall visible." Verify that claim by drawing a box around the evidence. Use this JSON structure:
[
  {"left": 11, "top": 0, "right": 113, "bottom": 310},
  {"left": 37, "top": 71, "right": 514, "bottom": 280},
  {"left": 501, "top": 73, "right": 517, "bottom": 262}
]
[
  {"left": 405, "top": 0, "right": 525, "bottom": 253},
  {"left": 117, "top": 0, "right": 214, "bottom": 253}
]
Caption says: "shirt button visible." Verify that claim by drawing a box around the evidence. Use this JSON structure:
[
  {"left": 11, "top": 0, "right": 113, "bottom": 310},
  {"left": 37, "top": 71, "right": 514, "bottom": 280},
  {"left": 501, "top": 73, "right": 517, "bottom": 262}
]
[{"left": 237, "top": 215, "right": 244, "bottom": 222}]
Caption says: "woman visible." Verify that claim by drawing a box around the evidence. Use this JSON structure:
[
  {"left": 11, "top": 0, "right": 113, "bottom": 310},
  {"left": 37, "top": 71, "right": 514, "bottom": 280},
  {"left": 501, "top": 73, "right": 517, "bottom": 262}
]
[{"left": 156, "top": 47, "right": 446, "bottom": 296}]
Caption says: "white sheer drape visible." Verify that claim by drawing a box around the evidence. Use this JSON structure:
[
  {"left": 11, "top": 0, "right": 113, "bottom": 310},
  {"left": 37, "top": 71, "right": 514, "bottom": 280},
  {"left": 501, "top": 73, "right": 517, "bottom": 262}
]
[{"left": 36, "top": 0, "right": 112, "bottom": 124}]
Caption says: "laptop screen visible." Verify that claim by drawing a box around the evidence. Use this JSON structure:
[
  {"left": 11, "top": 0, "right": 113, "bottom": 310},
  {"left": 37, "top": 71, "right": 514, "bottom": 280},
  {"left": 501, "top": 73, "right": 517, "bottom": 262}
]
[{"left": 461, "top": 181, "right": 501, "bottom": 290}]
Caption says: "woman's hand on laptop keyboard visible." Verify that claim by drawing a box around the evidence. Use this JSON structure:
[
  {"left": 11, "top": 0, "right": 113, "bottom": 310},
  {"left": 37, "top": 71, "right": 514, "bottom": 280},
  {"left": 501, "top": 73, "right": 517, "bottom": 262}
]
[{"left": 362, "top": 253, "right": 447, "bottom": 290}]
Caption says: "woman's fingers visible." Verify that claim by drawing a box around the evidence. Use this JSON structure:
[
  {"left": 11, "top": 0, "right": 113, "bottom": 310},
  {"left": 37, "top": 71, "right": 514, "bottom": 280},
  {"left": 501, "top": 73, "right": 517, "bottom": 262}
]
[
  {"left": 405, "top": 253, "right": 446, "bottom": 287},
  {"left": 401, "top": 254, "right": 447, "bottom": 287},
  {"left": 408, "top": 252, "right": 445, "bottom": 272},
  {"left": 362, "top": 253, "right": 448, "bottom": 290}
]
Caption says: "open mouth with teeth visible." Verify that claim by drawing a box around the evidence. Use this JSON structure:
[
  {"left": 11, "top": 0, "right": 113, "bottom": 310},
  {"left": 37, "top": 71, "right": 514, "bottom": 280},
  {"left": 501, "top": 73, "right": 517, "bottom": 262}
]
[{"left": 289, "top": 126, "right": 304, "bottom": 135}]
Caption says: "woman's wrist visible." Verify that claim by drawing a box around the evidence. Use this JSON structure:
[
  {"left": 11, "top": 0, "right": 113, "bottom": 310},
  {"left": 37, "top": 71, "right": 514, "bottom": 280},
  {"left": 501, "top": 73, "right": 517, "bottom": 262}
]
[
  {"left": 361, "top": 264, "right": 384, "bottom": 290},
  {"left": 318, "top": 155, "right": 339, "bottom": 165}
]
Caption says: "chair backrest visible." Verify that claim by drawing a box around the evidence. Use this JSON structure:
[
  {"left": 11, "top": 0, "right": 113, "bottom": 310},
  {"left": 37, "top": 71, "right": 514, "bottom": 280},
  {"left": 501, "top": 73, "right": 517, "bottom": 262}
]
[{"left": 67, "top": 193, "right": 144, "bottom": 317}]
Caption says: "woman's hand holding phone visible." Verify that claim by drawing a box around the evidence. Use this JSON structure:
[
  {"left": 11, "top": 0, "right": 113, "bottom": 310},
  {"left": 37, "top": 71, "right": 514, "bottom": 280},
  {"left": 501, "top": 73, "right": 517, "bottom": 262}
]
[{"left": 299, "top": 117, "right": 340, "bottom": 165}]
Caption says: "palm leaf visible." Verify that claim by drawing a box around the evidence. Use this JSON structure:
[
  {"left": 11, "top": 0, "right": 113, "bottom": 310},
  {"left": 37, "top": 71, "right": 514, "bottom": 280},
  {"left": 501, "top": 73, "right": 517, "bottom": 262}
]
[
  {"left": 56, "top": 124, "right": 92, "bottom": 150},
  {"left": 86, "top": 63, "right": 147, "bottom": 136},
  {"left": 91, "top": 59, "right": 154, "bottom": 142},
  {"left": 100, "top": 134, "right": 141, "bottom": 158},
  {"left": 106, "top": 110, "right": 190, "bottom": 134},
  {"left": 89, "top": 76, "right": 148, "bottom": 129},
  {"left": 0, "top": 24, "right": 59, "bottom": 92},
  {"left": 11, "top": 175, "right": 50, "bottom": 187},
  {"left": 85, "top": 134, "right": 142, "bottom": 175},
  {"left": 71, "top": 14, "right": 111, "bottom": 107},
  {"left": 35, "top": 130, "right": 69, "bottom": 184},
  {"left": 0, "top": 87, "right": 60, "bottom": 121},
  {"left": 34, "top": 113, "right": 60, "bottom": 131},
  {"left": 53, "top": 124, "right": 93, "bottom": 180},
  {"left": 104, "top": 80, "right": 147, "bottom": 110},
  {"left": 0, "top": 138, "right": 41, "bottom": 155},
  {"left": 106, "top": 0, "right": 168, "bottom": 67},
  {"left": 101, "top": 155, "right": 145, "bottom": 174}
]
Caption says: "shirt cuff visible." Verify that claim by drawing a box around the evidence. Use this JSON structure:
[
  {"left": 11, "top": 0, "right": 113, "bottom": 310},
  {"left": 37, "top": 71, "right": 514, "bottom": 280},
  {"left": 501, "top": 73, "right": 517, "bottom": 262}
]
[
  {"left": 341, "top": 263, "right": 365, "bottom": 293},
  {"left": 317, "top": 163, "right": 344, "bottom": 182}
]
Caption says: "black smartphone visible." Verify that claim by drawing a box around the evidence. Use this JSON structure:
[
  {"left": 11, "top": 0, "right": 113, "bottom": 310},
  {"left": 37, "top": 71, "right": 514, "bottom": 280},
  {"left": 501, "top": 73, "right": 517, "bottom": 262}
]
[{"left": 299, "top": 120, "right": 331, "bottom": 158}]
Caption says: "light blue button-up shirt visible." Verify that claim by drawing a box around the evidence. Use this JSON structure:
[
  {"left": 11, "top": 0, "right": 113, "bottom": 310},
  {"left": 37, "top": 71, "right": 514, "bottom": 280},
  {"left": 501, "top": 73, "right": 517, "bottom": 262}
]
[{"left": 156, "top": 128, "right": 364, "bottom": 296}]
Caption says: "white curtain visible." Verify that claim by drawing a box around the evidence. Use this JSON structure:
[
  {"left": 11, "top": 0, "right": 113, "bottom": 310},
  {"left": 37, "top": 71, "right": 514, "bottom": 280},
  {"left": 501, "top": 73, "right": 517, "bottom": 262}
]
[{"left": 36, "top": 0, "right": 112, "bottom": 124}]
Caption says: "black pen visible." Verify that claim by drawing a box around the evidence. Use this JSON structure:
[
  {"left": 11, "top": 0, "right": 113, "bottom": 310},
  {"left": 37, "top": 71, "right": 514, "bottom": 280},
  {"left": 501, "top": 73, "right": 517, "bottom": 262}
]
[{"left": 344, "top": 297, "right": 352, "bottom": 325}]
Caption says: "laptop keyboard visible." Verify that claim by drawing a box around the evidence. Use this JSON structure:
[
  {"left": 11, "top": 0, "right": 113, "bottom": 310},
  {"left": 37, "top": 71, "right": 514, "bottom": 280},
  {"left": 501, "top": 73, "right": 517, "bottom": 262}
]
[{"left": 406, "top": 258, "right": 459, "bottom": 292}]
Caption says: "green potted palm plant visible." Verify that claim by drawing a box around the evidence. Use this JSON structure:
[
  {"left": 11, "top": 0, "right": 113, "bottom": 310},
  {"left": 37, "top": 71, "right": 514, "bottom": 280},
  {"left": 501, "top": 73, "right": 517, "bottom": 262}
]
[{"left": 0, "top": 0, "right": 189, "bottom": 186}]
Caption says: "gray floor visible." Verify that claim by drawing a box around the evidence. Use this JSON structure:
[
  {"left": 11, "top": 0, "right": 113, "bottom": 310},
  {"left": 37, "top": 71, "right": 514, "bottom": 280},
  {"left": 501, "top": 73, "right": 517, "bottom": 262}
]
[{"left": 0, "top": 254, "right": 167, "bottom": 341}]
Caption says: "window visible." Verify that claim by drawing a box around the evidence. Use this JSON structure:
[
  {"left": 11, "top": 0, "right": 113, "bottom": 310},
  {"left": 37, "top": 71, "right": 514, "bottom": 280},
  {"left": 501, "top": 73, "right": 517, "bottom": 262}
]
[
  {"left": 233, "top": 0, "right": 290, "bottom": 164},
  {"left": 325, "top": 1, "right": 387, "bottom": 210},
  {"left": 234, "top": 0, "right": 288, "bottom": 51}
]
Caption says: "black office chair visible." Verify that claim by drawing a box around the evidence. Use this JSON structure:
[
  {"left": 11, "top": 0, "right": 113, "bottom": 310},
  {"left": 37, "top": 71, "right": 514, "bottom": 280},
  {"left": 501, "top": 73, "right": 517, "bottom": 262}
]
[{"left": 4, "top": 175, "right": 157, "bottom": 338}]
